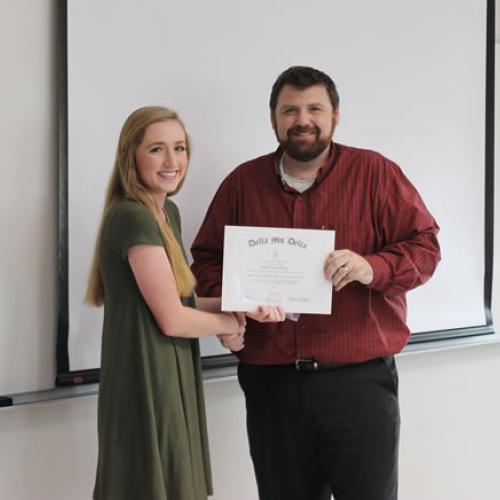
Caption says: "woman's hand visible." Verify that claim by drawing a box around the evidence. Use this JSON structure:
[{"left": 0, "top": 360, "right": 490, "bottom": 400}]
[{"left": 218, "top": 311, "right": 246, "bottom": 352}]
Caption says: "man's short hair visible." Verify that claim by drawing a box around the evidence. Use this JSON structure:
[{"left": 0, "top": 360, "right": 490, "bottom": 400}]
[{"left": 269, "top": 66, "right": 339, "bottom": 113}]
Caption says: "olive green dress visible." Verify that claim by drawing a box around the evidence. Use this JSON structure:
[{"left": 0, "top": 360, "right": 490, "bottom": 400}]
[{"left": 93, "top": 199, "right": 213, "bottom": 500}]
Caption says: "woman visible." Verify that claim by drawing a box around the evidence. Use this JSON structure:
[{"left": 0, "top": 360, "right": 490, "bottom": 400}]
[{"left": 85, "top": 106, "right": 244, "bottom": 500}]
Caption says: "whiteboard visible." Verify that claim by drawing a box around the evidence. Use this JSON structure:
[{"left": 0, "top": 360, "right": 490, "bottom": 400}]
[{"left": 63, "top": 0, "right": 491, "bottom": 374}]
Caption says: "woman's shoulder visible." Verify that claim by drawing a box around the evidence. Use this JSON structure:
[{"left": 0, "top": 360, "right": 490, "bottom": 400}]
[
  {"left": 108, "top": 199, "right": 150, "bottom": 217},
  {"left": 104, "top": 199, "right": 159, "bottom": 236},
  {"left": 102, "top": 199, "right": 162, "bottom": 253},
  {"left": 104, "top": 199, "right": 154, "bottom": 226},
  {"left": 165, "top": 198, "right": 180, "bottom": 217},
  {"left": 165, "top": 198, "right": 181, "bottom": 227}
]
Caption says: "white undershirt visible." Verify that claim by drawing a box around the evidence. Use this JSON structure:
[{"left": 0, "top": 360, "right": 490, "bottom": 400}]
[
  {"left": 278, "top": 155, "right": 312, "bottom": 321},
  {"left": 278, "top": 156, "right": 316, "bottom": 193}
]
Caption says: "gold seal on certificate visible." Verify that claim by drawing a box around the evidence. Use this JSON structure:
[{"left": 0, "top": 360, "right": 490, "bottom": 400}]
[{"left": 221, "top": 226, "right": 335, "bottom": 314}]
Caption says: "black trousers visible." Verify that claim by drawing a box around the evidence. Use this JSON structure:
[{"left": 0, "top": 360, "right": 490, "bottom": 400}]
[{"left": 238, "top": 357, "right": 400, "bottom": 500}]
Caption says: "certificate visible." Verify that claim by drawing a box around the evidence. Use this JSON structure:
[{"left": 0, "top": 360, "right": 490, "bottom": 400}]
[{"left": 221, "top": 226, "right": 335, "bottom": 314}]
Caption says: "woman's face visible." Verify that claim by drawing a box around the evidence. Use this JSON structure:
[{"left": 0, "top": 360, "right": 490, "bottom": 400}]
[{"left": 134, "top": 119, "right": 188, "bottom": 201}]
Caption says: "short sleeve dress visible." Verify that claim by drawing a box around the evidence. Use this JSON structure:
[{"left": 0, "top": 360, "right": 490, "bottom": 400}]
[{"left": 93, "top": 199, "right": 213, "bottom": 500}]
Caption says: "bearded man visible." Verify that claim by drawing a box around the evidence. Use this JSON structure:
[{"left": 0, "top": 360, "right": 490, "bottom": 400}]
[{"left": 191, "top": 66, "right": 441, "bottom": 500}]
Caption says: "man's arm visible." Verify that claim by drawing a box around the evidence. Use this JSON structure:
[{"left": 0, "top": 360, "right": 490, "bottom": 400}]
[
  {"left": 365, "top": 162, "right": 440, "bottom": 295},
  {"left": 191, "top": 176, "right": 235, "bottom": 297},
  {"left": 325, "top": 162, "right": 440, "bottom": 295}
]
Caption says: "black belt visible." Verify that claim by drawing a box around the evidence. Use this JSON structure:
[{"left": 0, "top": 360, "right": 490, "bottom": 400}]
[{"left": 294, "top": 357, "right": 385, "bottom": 372}]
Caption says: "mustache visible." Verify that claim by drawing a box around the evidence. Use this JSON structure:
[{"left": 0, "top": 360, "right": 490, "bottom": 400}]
[{"left": 288, "top": 125, "right": 320, "bottom": 135}]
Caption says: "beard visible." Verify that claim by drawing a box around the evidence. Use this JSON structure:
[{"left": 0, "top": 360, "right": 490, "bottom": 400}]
[{"left": 278, "top": 124, "right": 333, "bottom": 162}]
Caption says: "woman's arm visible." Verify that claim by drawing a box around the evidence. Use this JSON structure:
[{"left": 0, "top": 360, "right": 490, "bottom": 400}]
[
  {"left": 194, "top": 297, "right": 245, "bottom": 352},
  {"left": 196, "top": 296, "right": 285, "bottom": 322},
  {"left": 128, "top": 245, "right": 240, "bottom": 338}
]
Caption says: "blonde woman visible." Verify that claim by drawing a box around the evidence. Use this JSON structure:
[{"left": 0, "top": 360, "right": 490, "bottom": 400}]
[{"left": 86, "top": 106, "right": 245, "bottom": 500}]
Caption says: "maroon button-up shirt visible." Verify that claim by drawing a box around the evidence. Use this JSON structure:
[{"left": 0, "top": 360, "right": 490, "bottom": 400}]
[{"left": 191, "top": 143, "right": 441, "bottom": 364}]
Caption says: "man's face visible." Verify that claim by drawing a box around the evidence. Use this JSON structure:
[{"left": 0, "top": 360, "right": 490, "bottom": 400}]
[{"left": 271, "top": 84, "right": 339, "bottom": 162}]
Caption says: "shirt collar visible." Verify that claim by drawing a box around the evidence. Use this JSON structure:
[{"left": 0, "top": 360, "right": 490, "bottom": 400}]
[{"left": 273, "top": 142, "right": 338, "bottom": 191}]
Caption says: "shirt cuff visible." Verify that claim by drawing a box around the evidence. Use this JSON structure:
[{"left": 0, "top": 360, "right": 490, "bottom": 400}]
[
  {"left": 195, "top": 283, "right": 222, "bottom": 298},
  {"left": 364, "top": 254, "right": 391, "bottom": 290}
]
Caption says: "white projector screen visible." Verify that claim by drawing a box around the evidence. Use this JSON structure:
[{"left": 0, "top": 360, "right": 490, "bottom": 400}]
[{"left": 59, "top": 0, "right": 494, "bottom": 378}]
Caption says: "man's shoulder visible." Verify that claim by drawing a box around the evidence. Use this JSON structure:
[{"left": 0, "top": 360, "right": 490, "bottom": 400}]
[
  {"left": 234, "top": 151, "right": 276, "bottom": 173},
  {"left": 337, "top": 143, "right": 400, "bottom": 174},
  {"left": 221, "top": 151, "right": 276, "bottom": 186},
  {"left": 337, "top": 143, "right": 392, "bottom": 163}
]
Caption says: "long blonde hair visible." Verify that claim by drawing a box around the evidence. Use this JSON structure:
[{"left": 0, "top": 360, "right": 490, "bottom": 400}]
[{"left": 85, "top": 106, "right": 196, "bottom": 306}]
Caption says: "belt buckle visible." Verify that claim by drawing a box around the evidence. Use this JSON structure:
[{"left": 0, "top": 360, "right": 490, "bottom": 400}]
[{"left": 295, "top": 359, "right": 319, "bottom": 371}]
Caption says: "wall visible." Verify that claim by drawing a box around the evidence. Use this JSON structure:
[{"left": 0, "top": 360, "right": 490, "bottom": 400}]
[{"left": 0, "top": 1, "right": 499, "bottom": 499}]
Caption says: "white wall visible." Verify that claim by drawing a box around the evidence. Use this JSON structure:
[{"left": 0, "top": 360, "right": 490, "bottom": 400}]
[{"left": 1, "top": 1, "right": 499, "bottom": 499}]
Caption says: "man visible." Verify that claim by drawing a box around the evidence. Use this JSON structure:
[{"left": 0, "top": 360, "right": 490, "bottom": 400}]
[{"left": 191, "top": 66, "right": 440, "bottom": 500}]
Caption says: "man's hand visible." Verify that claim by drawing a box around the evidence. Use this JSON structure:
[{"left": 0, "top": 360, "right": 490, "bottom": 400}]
[
  {"left": 246, "top": 305, "right": 286, "bottom": 323},
  {"left": 218, "top": 307, "right": 286, "bottom": 352},
  {"left": 324, "top": 249, "right": 374, "bottom": 292},
  {"left": 218, "top": 332, "right": 245, "bottom": 352}
]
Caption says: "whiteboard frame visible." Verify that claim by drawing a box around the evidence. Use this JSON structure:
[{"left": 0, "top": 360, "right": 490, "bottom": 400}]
[{"left": 55, "top": 0, "right": 495, "bottom": 386}]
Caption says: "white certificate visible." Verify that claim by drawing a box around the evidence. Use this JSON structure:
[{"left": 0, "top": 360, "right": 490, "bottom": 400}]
[{"left": 221, "top": 226, "right": 335, "bottom": 314}]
